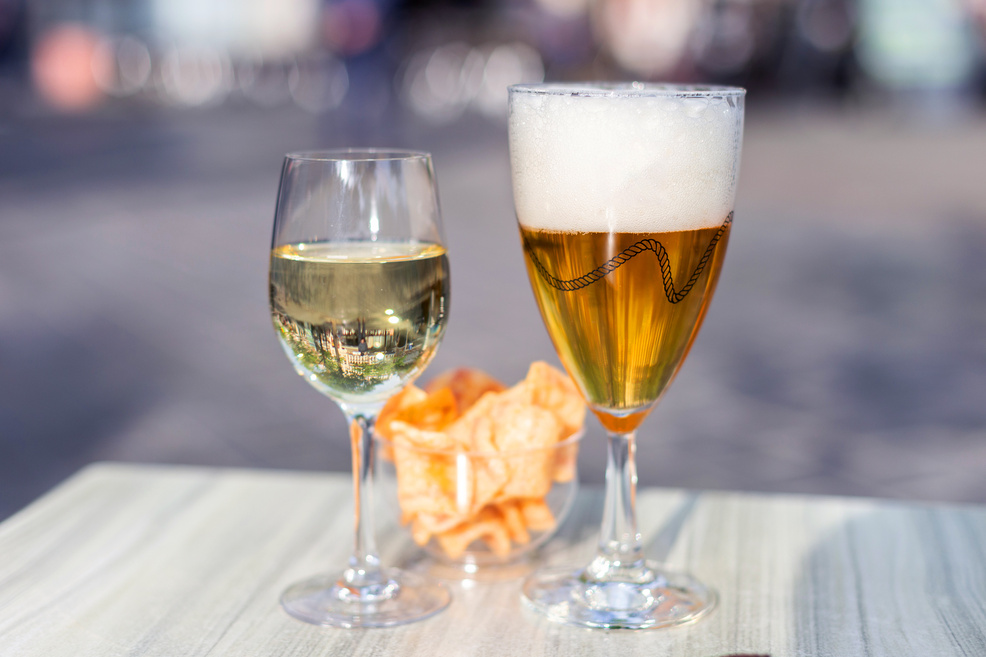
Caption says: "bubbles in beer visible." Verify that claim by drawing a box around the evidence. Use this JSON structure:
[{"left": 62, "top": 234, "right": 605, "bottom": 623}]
[{"left": 509, "top": 85, "right": 743, "bottom": 234}]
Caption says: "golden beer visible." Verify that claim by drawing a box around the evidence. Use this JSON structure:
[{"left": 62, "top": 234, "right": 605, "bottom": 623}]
[{"left": 520, "top": 219, "right": 730, "bottom": 433}]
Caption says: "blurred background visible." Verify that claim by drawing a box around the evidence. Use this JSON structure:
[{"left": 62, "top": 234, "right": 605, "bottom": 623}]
[{"left": 2, "top": 0, "right": 986, "bottom": 520}]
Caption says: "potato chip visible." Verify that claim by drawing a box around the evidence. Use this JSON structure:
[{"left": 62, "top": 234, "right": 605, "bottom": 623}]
[
  {"left": 482, "top": 524, "right": 513, "bottom": 556},
  {"left": 444, "top": 393, "right": 492, "bottom": 447},
  {"left": 519, "top": 498, "right": 556, "bottom": 532},
  {"left": 492, "top": 405, "right": 559, "bottom": 500},
  {"left": 521, "top": 361, "right": 586, "bottom": 438},
  {"left": 391, "top": 421, "right": 458, "bottom": 452},
  {"left": 376, "top": 386, "right": 428, "bottom": 440},
  {"left": 425, "top": 368, "right": 506, "bottom": 413},
  {"left": 409, "top": 516, "right": 432, "bottom": 546},
  {"left": 400, "top": 387, "right": 459, "bottom": 431},
  {"left": 437, "top": 507, "right": 512, "bottom": 559},
  {"left": 445, "top": 395, "right": 508, "bottom": 511},
  {"left": 553, "top": 440, "right": 578, "bottom": 483},
  {"left": 378, "top": 386, "right": 458, "bottom": 440},
  {"left": 410, "top": 512, "right": 463, "bottom": 546},
  {"left": 393, "top": 462, "right": 457, "bottom": 518},
  {"left": 496, "top": 501, "right": 530, "bottom": 545},
  {"left": 391, "top": 437, "right": 458, "bottom": 519}
]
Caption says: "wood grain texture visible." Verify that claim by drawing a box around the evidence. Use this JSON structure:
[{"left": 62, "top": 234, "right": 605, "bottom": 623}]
[{"left": 1, "top": 463, "right": 985, "bottom": 656}]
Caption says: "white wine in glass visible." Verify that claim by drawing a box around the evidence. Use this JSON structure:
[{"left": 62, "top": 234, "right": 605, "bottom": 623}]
[
  {"left": 270, "top": 150, "right": 451, "bottom": 628},
  {"left": 509, "top": 83, "right": 744, "bottom": 629},
  {"left": 270, "top": 241, "right": 449, "bottom": 406}
]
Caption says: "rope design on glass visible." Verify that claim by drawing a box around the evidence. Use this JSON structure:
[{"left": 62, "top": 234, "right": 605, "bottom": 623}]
[{"left": 523, "top": 212, "right": 732, "bottom": 304}]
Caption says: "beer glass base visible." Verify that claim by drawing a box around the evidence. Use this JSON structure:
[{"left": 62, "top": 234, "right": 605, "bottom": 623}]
[
  {"left": 280, "top": 570, "right": 450, "bottom": 628},
  {"left": 522, "top": 563, "right": 717, "bottom": 630}
]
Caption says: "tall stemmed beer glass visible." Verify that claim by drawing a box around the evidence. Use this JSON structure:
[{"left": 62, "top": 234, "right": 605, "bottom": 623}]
[
  {"left": 509, "top": 84, "right": 744, "bottom": 629},
  {"left": 270, "top": 150, "right": 451, "bottom": 627}
]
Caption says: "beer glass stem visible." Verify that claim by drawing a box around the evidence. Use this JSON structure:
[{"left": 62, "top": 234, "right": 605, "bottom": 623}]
[
  {"left": 339, "top": 409, "right": 392, "bottom": 600},
  {"left": 584, "top": 430, "right": 654, "bottom": 587}
]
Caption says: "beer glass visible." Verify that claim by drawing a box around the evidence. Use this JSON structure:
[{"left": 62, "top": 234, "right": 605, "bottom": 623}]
[
  {"left": 508, "top": 83, "right": 744, "bottom": 629},
  {"left": 270, "top": 150, "right": 451, "bottom": 627}
]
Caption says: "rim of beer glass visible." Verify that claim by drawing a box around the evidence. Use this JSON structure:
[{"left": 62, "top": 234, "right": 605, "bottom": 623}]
[
  {"left": 284, "top": 148, "right": 432, "bottom": 163},
  {"left": 509, "top": 82, "right": 745, "bottom": 98}
]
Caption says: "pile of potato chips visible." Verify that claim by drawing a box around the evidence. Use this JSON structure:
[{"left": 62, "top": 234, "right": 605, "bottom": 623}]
[{"left": 376, "top": 362, "right": 585, "bottom": 560}]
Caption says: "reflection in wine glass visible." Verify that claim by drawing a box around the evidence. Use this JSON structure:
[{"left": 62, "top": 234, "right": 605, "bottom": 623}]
[
  {"left": 269, "top": 150, "right": 451, "bottom": 627},
  {"left": 509, "top": 83, "right": 745, "bottom": 629}
]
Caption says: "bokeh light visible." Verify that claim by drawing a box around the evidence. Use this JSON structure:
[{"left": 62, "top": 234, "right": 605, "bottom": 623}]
[
  {"left": 31, "top": 23, "right": 110, "bottom": 111},
  {"left": 159, "top": 44, "right": 231, "bottom": 107},
  {"left": 593, "top": 0, "right": 701, "bottom": 77},
  {"left": 92, "top": 36, "right": 153, "bottom": 97},
  {"left": 289, "top": 52, "right": 349, "bottom": 113},
  {"left": 322, "top": 0, "right": 382, "bottom": 56},
  {"left": 401, "top": 42, "right": 544, "bottom": 122}
]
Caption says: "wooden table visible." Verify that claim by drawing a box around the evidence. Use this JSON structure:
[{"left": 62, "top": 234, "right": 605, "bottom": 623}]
[{"left": 1, "top": 463, "right": 984, "bottom": 656}]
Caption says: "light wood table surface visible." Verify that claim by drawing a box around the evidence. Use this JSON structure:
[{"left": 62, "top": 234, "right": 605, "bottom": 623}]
[{"left": 1, "top": 463, "right": 985, "bottom": 656}]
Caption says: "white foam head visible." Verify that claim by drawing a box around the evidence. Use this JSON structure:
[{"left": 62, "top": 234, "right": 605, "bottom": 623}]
[{"left": 509, "top": 84, "right": 744, "bottom": 233}]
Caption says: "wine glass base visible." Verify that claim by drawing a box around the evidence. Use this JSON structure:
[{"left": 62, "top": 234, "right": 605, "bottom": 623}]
[
  {"left": 280, "top": 569, "right": 451, "bottom": 628},
  {"left": 522, "top": 562, "right": 717, "bottom": 630}
]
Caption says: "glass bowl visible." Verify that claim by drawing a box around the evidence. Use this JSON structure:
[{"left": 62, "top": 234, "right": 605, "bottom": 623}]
[{"left": 376, "top": 430, "right": 581, "bottom": 568}]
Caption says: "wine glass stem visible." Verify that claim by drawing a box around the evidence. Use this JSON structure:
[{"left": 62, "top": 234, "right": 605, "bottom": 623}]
[
  {"left": 585, "top": 430, "right": 651, "bottom": 582},
  {"left": 343, "top": 412, "right": 384, "bottom": 589}
]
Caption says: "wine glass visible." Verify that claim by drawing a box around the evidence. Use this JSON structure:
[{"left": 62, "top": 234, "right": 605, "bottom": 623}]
[
  {"left": 508, "top": 83, "right": 745, "bottom": 629},
  {"left": 269, "top": 149, "right": 451, "bottom": 627}
]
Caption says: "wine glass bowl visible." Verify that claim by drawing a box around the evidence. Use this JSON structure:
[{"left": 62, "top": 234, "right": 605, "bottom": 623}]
[
  {"left": 269, "top": 149, "right": 452, "bottom": 628},
  {"left": 270, "top": 240, "right": 449, "bottom": 409},
  {"left": 270, "top": 150, "right": 449, "bottom": 411}
]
